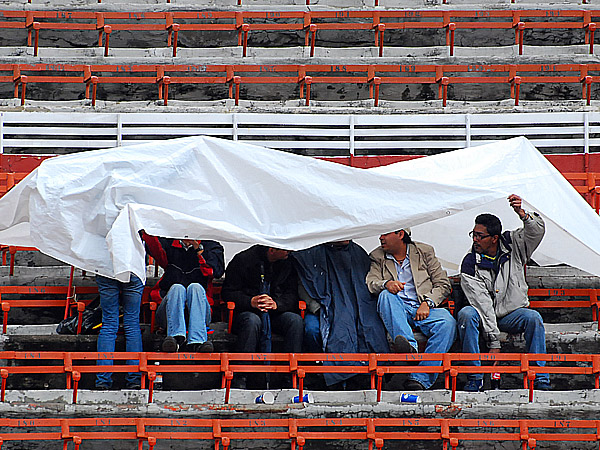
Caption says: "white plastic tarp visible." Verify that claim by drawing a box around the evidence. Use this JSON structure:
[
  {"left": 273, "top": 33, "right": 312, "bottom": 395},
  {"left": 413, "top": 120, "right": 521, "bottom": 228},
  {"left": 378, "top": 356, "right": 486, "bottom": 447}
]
[
  {"left": 0, "top": 135, "right": 598, "bottom": 282},
  {"left": 371, "top": 136, "right": 600, "bottom": 276}
]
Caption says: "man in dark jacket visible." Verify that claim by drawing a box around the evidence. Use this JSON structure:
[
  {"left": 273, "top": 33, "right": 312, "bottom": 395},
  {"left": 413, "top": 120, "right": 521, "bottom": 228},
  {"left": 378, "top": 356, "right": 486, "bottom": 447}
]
[
  {"left": 140, "top": 230, "right": 224, "bottom": 353},
  {"left": 222, "top": 245, "right": 303, "bottom": 389}
]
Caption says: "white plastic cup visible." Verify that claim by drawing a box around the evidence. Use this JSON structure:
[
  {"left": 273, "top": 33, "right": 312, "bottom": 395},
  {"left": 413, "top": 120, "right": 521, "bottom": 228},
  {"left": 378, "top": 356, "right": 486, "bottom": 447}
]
[
  {"left": 292, "top": 393, "right": 314, "bottom": 403},
  {"left": 255, "top": 392, "right": 275, "bottom": 404}
]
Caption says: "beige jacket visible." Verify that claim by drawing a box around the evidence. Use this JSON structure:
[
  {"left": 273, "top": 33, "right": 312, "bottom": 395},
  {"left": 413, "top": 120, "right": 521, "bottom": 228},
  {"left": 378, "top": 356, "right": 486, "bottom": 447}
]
[{"left": 366, "top": 241, "right": 451, "bottom": 306}]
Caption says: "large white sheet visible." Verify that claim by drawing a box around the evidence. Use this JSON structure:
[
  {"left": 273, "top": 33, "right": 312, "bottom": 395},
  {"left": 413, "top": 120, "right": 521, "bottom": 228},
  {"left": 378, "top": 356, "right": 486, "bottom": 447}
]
[
  {"left": 371, "top": 137, "right": 600, "bottom": 276},
  {"left": 0, "top": 135, "right": 598, "bottom": 282}
]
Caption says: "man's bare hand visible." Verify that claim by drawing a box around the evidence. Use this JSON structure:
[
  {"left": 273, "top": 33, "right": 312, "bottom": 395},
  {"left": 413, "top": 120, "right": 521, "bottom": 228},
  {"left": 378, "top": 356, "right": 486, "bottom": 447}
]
[
  {"left": 251, "top": 294, "right": 278, "bottom": 312},
  {"left": 489, "top": 348, "right": 501, "bottom": 354},
  {"left": 507, "top": 194, "right": 527, "bottom": 219},
  {"left": 414, "top": 302, "right": 430, "bottom": 321},
  {"left": 385, "top": 280, "right": 405, "bottom": 294}
]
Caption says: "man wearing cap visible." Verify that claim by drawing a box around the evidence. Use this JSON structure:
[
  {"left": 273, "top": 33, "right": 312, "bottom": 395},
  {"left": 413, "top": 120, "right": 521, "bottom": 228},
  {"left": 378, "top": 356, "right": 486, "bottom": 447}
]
[
  {"left": 367, "top": 228, "right": 456, "bottom": 391},
  {"left": 458, "top": 194, "right": 550, "bottom": 392}
]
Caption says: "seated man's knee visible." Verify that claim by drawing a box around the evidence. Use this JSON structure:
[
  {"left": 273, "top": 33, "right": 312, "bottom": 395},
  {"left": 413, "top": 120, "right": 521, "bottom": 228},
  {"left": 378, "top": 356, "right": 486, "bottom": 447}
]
[
  {"left": 457, "top": 305, "right": 480, "bottom": 327},
  {"left": 377, "top": 290, "right": 394, "bottom": 305},
  {"left": 377, "top": 290, "right": 403, "bottom": 314},
  {"left": 284, "top": 312, "right": 303, "bottom": 333},
  {"left": 187, "top": 283, "right": 206, "bottom": 296},
  {"left": 238, "top": 311, "right": 262, "bottom": 333},
  {"left": 166, "top": 283, "right": 186, "bottom": 297},
  {"left": 438, "top": 310, "right": 457, "bottom": 333},
  {"left": 304, "top": 313, "right": 319, "bottom": 334},
  {"left": 522, "top": 308, "right": 544, "bottom": 327}
]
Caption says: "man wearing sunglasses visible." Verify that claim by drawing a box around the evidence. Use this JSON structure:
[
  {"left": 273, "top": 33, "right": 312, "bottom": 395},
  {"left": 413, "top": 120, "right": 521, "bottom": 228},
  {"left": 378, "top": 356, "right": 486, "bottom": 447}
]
[{"left": 458, "top": 194, "right": 550, "bottom": 392}]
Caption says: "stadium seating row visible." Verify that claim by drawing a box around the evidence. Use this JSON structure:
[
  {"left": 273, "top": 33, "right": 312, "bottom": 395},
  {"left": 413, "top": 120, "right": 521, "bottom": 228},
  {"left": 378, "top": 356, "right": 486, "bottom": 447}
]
[
  {"left": 1, "top": 351, "right": 599, "bottom": 404},
  {"left": 1, "top": 416, "right": 599, "bottom": 450},
  {"left": 17, "top": 0, "right": 595, "bottom": 5},
  {"left": 3, "top": 63, "right": 599, "bottom": 106},
  {"left": 4, "top": 9, "right": 599, "bottom": 57}
]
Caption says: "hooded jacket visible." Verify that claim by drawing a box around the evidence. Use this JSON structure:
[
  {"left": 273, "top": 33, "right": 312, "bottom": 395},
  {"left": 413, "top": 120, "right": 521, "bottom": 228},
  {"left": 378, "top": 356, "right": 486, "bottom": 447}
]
[
  {"left": 459, "top": 212, "right": 545, "bottom": 349},
  {"left": 141, "top": 231, "right": 225, "bottom": 304}
]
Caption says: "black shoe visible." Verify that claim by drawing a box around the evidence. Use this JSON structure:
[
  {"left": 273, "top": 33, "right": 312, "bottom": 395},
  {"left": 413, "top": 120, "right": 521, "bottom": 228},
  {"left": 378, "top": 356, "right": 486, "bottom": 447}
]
[
  {"left": 392, "top": 335, "right": 416, "bottom": 354},
  {"left": 534, "top": 380, "right": 552, "bottom": 391},
  {"left": 196, "top": 341, "right": 214, "bottom": 353},
  {"left": 187, "top": 341, "right": 214, "bottom": 352},
  {"left": 404, "top": 379, "right": 425, "bottom": 391},
  {"left": 95, "top": 384, "right": 111, "bottom": 391},
  {"left": 464, "top": 379, "right": 484, "bottom": 392},
  {"left": 231, "top": 376, "right": 247, "bottom": 390},
  {"left": 162, "top": 335, "right": 186, "bottom": 352},
  {"left": 125, "top": 381, "right": 141, "bottom": 390}
]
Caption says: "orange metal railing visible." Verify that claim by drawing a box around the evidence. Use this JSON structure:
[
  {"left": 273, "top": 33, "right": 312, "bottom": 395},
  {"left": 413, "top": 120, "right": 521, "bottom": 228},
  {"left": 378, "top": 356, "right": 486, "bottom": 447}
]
[
  {"left": 1, "top": 351, "right": 599, "bottom": 404},
  {"left": 1, "top": 62, "right": 600, "bottom": 107},
  {"left": 0, "top": 416, "right": 599, "bottom": 450},
  {"left": 1, "top": 10, "right": 599, "bottom": 56}
]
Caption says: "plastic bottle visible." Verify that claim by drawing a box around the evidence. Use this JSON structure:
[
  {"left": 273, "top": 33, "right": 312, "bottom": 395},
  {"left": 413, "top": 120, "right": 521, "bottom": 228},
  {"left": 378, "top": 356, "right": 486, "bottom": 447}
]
[
  {"left": 154, "top": 362, "right": 163, "bottom": 391},
  {"left": 491, "top": 372, "right": 501, "bottom": 390}
]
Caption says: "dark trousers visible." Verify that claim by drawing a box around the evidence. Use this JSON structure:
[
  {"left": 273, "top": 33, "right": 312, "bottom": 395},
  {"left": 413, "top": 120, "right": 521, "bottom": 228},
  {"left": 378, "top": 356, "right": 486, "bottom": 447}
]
[{"left": 233, "top": 311, "right": 303, "bottom": 353}]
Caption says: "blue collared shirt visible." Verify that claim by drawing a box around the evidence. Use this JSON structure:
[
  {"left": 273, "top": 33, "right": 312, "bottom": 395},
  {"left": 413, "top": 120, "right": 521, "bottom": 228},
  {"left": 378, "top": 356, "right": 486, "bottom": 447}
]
[{"left": 385, "top": 247, "right": 419, "bottom": 307}]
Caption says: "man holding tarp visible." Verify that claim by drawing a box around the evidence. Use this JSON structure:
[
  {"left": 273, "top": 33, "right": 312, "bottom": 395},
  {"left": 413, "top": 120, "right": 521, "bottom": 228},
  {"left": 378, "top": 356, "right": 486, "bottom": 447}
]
[{"left": 458, "top": 194, "right": 551, "bottom": 392}]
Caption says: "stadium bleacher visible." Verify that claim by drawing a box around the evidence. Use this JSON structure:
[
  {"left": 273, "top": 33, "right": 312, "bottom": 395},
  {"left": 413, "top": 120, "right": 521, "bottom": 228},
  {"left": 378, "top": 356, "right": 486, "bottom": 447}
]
[{"left": 0, "top": 0, "right": 600, "bottom": 449}]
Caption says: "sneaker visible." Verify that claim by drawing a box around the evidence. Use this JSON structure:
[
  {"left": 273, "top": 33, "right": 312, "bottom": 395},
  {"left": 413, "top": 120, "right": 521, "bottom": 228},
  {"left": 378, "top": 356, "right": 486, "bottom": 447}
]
[
  {"left": 464, "top": 379, "right": 484, "bottom": 392},
  {"left": 392, "top": 335, "right": 416, "bottom": 354},
  {"left": 404, "top": 379, "right": 425, "bottom": 391},
  {"left": 534, "top": 380, "right": 551, "bottom": 391},
  {"left": 125, "top": 381, "right": 141, "bottom": 390},
  {"left": 95, "top": 384, "right": 111, "bottom": 391},
  {"left": 162, "top": 335, "right": 186, "bottom": 353}
]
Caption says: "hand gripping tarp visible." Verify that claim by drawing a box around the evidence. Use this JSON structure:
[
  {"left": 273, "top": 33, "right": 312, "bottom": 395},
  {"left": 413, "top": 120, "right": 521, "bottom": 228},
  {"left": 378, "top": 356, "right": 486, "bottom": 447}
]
[{"left": 0, "top": 135, "right": 598, "bottom": 282}]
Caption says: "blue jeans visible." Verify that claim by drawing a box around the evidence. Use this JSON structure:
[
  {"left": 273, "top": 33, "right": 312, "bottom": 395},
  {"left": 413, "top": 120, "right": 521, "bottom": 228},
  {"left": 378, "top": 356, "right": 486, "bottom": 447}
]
[
  {"left": 96, "top": 274, "right": 144, "bottom": 388},
  {"left": 457, "top": 305, "right": 549, "bottom": 383},
  {"left": 304, "top": 312, "right": 323, "bottom": 352},
  {"left": 156, "top": 283, "right": 211, "bottom": 344},
  {"left": 377, "top": 290, "right": 457, "bottom": 389}
]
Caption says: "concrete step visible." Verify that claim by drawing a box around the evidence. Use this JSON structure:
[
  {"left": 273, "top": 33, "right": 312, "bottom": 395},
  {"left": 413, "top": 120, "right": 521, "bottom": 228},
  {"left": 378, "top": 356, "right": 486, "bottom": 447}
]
[
  {"left": 0, "top": 97, "right": 597, "bottom": 114},
  {"left": 2, "top": 387, "right": 600, "bottom": 408},
  {"left": 0, "top": 388, "right": 599, "bottom": 450},
  {"left": 0, "top": 0, "right": 590, "bottom": 9},
  {"left": 0, "top": 44, "right": 597, "bottom": 60}
]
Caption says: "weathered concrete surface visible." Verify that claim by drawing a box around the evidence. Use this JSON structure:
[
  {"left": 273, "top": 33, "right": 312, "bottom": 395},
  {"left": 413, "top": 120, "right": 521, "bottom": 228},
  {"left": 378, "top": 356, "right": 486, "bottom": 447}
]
[
  {"left": 1, "top": 389, "right": 600, "bottom": 449},
  {"left": 0, "top": 0, "right": 591, "bottom": 9}
]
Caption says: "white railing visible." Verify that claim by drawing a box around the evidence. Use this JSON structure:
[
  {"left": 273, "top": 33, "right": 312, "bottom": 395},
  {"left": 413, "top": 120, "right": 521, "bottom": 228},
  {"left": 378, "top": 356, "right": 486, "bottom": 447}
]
[{"left": 0, "top": 111, "right": 598, "bottom": 156}]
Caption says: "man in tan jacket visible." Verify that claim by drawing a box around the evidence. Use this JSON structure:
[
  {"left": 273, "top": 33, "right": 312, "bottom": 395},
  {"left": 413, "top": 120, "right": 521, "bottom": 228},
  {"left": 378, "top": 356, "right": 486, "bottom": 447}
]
[{"left": 367, "top": 228, "right": 456, "bottom": 390}]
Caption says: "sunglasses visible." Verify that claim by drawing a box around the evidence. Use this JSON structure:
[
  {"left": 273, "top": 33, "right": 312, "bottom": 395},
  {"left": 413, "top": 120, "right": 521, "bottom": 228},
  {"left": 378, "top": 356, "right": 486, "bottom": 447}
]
[{"left": 469, "top": 231, "right": 492, "bottom": 241}]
